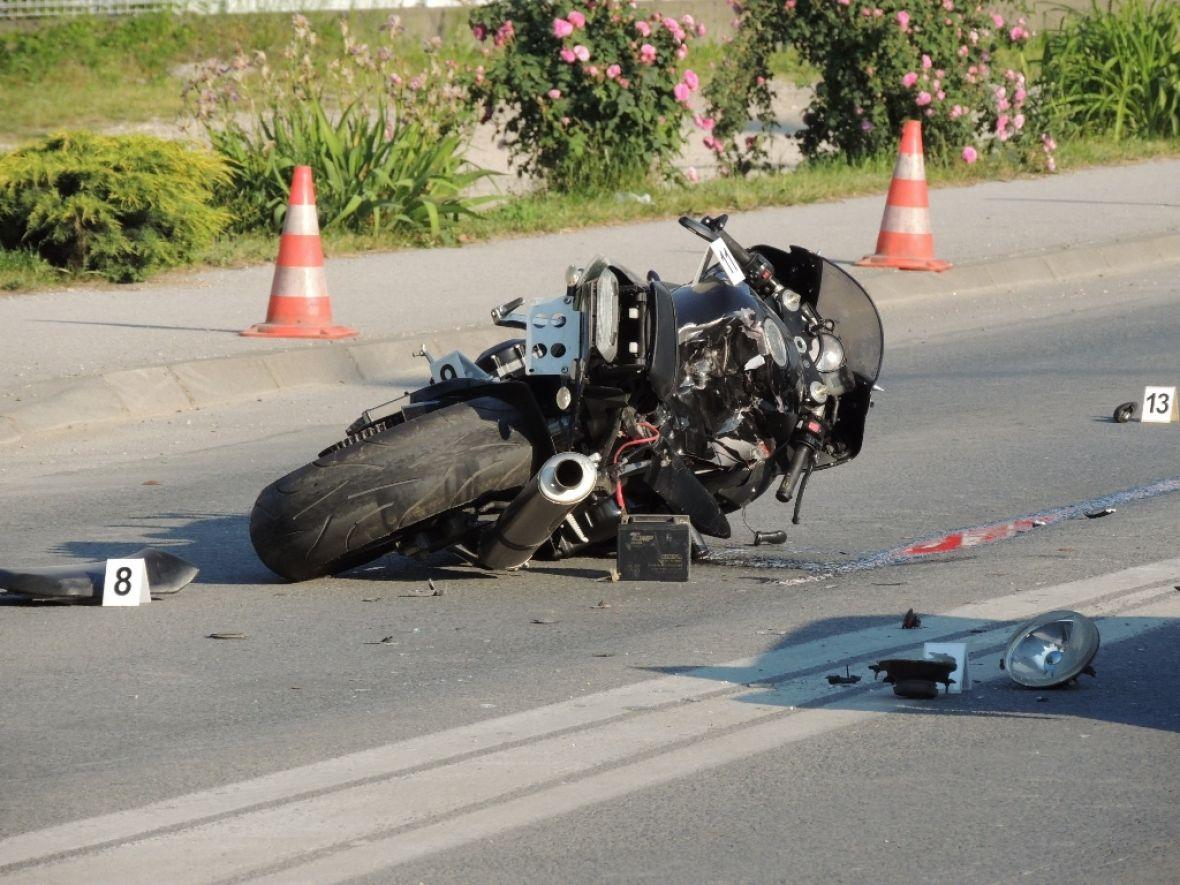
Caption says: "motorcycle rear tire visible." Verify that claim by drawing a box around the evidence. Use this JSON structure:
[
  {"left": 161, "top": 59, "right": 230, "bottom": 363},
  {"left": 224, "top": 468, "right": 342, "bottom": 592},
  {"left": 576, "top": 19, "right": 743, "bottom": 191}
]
[{"left": 250, "top": 397, "right": 534, "bottom": 581}]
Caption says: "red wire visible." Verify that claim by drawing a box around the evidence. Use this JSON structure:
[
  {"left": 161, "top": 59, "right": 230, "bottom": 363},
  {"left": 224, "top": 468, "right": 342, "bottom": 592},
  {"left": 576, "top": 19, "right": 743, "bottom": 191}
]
[{"left": 612, "top": 423, "right": 661, "bottom": 509}]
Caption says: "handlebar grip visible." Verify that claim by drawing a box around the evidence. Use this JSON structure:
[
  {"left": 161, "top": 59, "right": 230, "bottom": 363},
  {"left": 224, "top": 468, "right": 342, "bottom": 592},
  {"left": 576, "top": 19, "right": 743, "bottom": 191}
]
[{"left": 775, "top": 445, "right": 813, "bottom": 503}]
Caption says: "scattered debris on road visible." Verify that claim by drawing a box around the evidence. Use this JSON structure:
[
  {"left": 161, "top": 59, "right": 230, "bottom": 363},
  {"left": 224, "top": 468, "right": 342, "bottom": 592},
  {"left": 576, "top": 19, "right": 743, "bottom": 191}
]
[
  {"left": 752, "top": 530, "right": 787, "bottom": 546},
  {"left": 207, "top": 632, "right": 248, "bottom": 640},
  {"left": 901, "top": 608, "right": 922, "bottom": 629},
  {"left": 530, "top": 618, "right": 557, "bottom": 625},
  {"left": 1084, "top": 507, "right": 1116, "bottom": 519},
  {"left": 1112, "top": 401, "right": 1137, "bottom": 423},
  {"left": 826, "top": 665, "right": 861, "bottom": 685},
  {"left": 870, "top": 658, "right": 956, "bottom": 698}
]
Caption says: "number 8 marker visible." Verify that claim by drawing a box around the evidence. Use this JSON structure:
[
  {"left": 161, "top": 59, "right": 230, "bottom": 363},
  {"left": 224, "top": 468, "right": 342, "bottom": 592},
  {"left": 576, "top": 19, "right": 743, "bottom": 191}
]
[{"left": 102, "top": 559, "right": 150, "bottom": 606}]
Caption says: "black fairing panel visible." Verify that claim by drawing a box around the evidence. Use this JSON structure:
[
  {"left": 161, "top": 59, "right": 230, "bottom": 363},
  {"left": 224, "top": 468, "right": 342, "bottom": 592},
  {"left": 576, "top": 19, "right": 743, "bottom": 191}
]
[
  {"left": 0, "top": 548, "right": 198, "bottom": 601},
  {"left": 648, "top": 280, "right": 678, "bottom": 400}
]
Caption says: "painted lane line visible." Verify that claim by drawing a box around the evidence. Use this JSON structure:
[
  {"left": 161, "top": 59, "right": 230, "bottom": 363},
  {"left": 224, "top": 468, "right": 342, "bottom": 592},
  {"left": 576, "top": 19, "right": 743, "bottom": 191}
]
[
  {"left": 3, "top": 561, "right": 1177, "bottom": 882},
  {"left": 246, "top": 593, "right": 1180, "bottom": 884},
  {"left": 23, "top": 585, "right": 1178, "bottom": 885},
  {"left": 1, "top": 557, "right": 1176, "bottom": 874}
]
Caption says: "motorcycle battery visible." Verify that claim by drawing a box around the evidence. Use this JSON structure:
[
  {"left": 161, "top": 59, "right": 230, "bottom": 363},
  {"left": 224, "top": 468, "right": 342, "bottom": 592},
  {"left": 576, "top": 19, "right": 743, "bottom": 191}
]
[{"left": 617, "top": 514, "right": 691, "bottom": 582}]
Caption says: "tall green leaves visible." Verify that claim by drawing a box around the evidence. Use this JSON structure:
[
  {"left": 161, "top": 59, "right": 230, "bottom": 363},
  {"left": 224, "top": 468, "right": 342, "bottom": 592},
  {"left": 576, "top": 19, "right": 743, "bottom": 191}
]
[
  {"left": 186, "top": 14, "right": 486, "bottom": 238},
  {"left": 0, "top": 132, "right": 228, "bottom": 283},
  {"left": 1042, "top": 0, "right": 1180, "bottom": 140},
  {"left": 212, "top": 97, "right": 490, "bottom": 236}
]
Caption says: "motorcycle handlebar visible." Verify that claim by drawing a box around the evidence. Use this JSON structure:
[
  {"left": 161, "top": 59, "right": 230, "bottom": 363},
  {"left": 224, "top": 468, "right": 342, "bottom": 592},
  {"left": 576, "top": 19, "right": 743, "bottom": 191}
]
[{"left": 679, "top": 215, "right": 758, "bottom": 278}]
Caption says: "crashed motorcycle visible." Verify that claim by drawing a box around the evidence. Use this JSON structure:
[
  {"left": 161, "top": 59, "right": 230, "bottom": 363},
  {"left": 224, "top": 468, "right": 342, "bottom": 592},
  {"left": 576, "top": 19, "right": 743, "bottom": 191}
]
[{"left": 250, "top": 215, "right": 883, "bottom": 581}]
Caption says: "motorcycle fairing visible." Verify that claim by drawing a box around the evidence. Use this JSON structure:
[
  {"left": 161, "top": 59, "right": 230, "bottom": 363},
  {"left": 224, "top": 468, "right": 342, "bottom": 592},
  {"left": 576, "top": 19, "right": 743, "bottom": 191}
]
[{"left": 0, "top": 548, "right": 198, "bottom": 601}]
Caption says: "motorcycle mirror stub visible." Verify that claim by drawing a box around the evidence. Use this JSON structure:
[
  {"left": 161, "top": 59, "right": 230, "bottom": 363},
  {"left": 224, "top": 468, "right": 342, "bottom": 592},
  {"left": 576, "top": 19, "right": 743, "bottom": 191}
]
[{"left": 1001, "top": 610, "right": 1100, "bottom": 688}]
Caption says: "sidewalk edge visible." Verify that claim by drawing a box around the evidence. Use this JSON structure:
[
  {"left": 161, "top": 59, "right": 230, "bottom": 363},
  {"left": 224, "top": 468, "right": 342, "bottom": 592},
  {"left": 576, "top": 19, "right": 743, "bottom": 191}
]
[{"left": 3, "top": 232, "right": 1177, "bottom": 447}]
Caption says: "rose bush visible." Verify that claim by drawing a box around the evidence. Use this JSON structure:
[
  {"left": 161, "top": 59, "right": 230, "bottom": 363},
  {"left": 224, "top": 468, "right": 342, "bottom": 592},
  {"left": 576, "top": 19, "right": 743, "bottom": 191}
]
[
  {"left": 705, "top": 0, "right": 1052, "bottom": 170},
  {"left": 468, "top": 0, "right": 705, "bottom": 190}
]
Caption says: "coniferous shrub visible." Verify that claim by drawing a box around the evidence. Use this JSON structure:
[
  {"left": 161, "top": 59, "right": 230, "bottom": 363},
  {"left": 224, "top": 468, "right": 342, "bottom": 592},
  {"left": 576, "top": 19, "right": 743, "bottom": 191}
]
[{"left": 0, "top": 131, "right": 229, "bottom": 283}]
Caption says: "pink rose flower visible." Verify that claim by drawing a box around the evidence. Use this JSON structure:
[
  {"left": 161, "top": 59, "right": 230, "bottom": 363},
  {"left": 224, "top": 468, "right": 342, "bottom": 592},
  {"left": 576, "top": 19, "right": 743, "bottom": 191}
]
[
  {"left": 552, "top": 18, "right": 574, "bottom": 38},
  {"left": 606, "top": 63, "right": 622, "bottom": 79},
  {"left": 639, "top": 42, "right": 656, "bottom": 63},
  {"left": 696, "top": 23, "right": 707, "bottom": 36},
  {"left": 915, "top": 91, "right": 932, "bottom": 106},
  {"left": 567, "top": 10, "right": 586, "bottom": 28},
  {"left": 921, "top": 54, "right": 932, "bottom": 69},
  {"left": 682, "top": 69, "right": 700, "bottom": 90},
  {"left": 1046, "top": 156, "right": 1057, "bottom": 172},
  {"left": 586, "top": 64, "right": 598, "bottom": 76},
  {"left": 992, "top": 13, "right": 1004, "bottom": 27},
  {"left": 471, "top": 24, "right": 487, "bottom": 41},
  {"left": 674, "top": 82, "right": 691, "bottom": 103},
  {"left": 547, "top": 88, "right": 561, "bottom": 99},
  {"left": 560, "top": 47, "right": 576, "bottom": 63},
  {"left": 573, "top": 44, "right": 590, "bottom": 61},
  {"left": 959, "top": 44, "right": 969, "bottom": 56},
  {"left": 693, "top": 113, "right": 715, "bottom": 131},
  {"left": 676, "top": 44, "right": 688, "bottom": 59},
  {"left": 897, "top": 10, "right": 910, "bottom": 29},
  {"left": 962, "top": 145, "right": 978, "bottom": 163},
  {"left": 1013, "top": 113, "right": 1025, "bottom": 130},
  {"left": 635, "top": 20, "right": 651, "bottom": 37},
  {"left": 902, "top": 71, "right": 919, "bottom": 87},
  {"left": 685, "top": 165, "right": 700, "bottom": 183}
]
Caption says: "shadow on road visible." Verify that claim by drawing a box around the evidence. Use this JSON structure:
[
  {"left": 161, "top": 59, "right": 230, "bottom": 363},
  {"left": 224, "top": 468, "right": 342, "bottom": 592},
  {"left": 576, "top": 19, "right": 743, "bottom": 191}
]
[{"left": 644, "top": 613, "right": 1180, "bottom": 735}]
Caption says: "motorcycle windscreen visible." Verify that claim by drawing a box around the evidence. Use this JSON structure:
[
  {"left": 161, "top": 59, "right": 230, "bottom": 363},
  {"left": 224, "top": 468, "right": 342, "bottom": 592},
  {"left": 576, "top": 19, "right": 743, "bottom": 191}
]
[{"left": 752, "top": 245, "right": 884, "bottom": 386}]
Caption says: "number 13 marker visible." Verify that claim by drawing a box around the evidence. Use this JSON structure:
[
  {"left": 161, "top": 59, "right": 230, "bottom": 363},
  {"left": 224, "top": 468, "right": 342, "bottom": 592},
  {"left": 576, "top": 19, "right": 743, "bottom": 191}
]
[{"left": 1141, "top": 386, "right": 1179, "bottom": 424}]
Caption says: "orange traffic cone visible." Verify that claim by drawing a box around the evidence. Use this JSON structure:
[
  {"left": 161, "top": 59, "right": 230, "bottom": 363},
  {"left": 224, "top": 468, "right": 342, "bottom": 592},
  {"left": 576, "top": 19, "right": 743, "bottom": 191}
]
[
  {"left": 856, "top": 121, "right": 951, "bottom": 272},
  {"left": 241, "top": 166, "right": 358, "bottom": 339}
]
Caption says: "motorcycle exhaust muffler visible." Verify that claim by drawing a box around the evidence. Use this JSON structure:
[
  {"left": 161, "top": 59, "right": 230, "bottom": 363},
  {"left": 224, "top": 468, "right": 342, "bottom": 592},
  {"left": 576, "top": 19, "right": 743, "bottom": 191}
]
[{"left": 478, "top": 452, "right": 598, "bottom": 570}]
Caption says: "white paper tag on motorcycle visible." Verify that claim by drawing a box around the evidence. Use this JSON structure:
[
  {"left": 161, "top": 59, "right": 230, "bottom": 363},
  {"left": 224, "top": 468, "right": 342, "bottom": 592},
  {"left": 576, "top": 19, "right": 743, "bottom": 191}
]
[
  {"left": 102, "top": 558, "right": 150, "bottom": 606},
  {"left": 710, "top": 239, "right": 745, "bottom": 286},
  {"left": 1140, "top": 386, "right": 1178, "bottom": 423},
  {"left": 923, "top": 641, "right": 969, "bottom": 693}
]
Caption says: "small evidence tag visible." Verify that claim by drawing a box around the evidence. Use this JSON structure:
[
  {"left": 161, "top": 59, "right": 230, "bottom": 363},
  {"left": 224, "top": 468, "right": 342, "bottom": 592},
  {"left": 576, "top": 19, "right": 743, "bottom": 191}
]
[
  {"left": 102, "top": 558, "right": 150, "bottom": 607},
  {"left": 1141, "top": 386, "right": 1178, "bottom": 424},
  {"left": 923, "top": 641, "right": 970, "bottom": 693},
  {"left": 710, "top": 239, "right": 745, "bottom": 286}
]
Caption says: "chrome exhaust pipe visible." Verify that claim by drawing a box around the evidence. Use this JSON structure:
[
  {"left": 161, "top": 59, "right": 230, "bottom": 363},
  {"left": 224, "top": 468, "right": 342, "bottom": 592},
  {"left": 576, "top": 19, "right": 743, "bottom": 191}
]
[{"left": 478, "top": 452, "right": 598, "bottom": 570}]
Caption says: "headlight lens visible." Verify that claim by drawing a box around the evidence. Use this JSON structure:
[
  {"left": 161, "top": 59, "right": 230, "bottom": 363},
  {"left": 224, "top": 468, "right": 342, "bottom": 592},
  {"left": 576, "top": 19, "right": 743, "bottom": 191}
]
[
  {"left": 593, "top": 269, "right": 618, "bottom": 359},
  {"left": 815, "top": 332, "right": 845, "bottom": 373}
]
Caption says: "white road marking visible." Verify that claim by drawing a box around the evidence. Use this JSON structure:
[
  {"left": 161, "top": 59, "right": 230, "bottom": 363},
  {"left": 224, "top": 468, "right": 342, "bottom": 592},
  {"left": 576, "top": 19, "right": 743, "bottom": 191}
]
[{"left": 2, "top": 559, "right": 1177, "bottom": 883}]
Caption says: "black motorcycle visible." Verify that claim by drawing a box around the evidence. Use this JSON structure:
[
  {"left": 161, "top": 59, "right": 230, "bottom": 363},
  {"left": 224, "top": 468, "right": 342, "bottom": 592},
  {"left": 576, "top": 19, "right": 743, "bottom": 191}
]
[{"left": 250, "top": 215, "right": 883, "bottom": 580}]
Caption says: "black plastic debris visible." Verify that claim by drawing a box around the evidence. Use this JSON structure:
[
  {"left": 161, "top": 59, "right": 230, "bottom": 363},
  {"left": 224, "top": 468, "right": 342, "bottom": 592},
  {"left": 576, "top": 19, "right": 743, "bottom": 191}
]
[
  {"left": 752, "top": 530, "right": 788, "bottom": 546},
  {"left": 1084, "top": 507, "right": 1116, "bottom": 519},
  {"left": 0, "top": 548, "right": 198, "bottom": 603},
  {"left": 870, "top": 658, "right": 956, "bottom": 699},
  {"left": 1112, "top": 401, "right": 1137, "bottom": 423},
  {"left": 901, "top": 608, "right": 922, "bottom": 629},
  {"left": 208, "top": 632, "right": 248, "bottom": 641},
  {"left": 826, "top": 665, "right": 862, "bottom": 686}
]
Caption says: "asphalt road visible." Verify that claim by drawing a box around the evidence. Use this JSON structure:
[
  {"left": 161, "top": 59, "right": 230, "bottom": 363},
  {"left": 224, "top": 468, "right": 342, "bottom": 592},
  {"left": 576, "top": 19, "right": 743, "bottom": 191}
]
[{"left": 1, "top": 266, "right": 1178, "bottom": 883}]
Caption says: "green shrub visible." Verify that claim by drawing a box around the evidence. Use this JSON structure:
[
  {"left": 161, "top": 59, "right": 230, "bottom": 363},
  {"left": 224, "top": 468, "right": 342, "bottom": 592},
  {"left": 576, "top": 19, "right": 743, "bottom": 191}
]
[
  {"left": 706, "top": 0, "right": 1042, "bottom": 167},
  {"left": 0, "top": 247, "right": 57, "bottom": 291},
  {"left": 0, "top": 132, "right": 229, "bottom": 283},
  {"left": 185, "top": 14, "right": 485, "bottom": 235},
  {"left": 1041, "top": 0, "right": 1180, "bottom": 140},
  {"left": 467, "top": 1, "right": 705, "bottom": 191}
]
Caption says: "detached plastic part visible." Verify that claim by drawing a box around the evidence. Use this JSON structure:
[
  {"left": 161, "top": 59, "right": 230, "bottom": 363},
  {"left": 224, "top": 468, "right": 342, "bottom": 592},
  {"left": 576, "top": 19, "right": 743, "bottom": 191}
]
[
  {"left": 0, "top": 548, "right": 198, "bottom": 602},
  {"left": 870, "top": 658, "right": 956, "bottom": 698},
  {"left": 1113, "top": 401, "right": 1137, "bottom": 423}
]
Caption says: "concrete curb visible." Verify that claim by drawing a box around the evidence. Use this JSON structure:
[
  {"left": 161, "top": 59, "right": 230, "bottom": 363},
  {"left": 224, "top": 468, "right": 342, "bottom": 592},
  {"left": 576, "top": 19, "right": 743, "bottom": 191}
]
[
  {"left": 2, "top": 231, "right": 1177, "bottom": 447},
  {"left": 864, "top": 232, "right": 1180, "bottom": 303}
]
